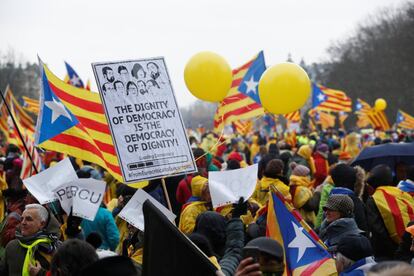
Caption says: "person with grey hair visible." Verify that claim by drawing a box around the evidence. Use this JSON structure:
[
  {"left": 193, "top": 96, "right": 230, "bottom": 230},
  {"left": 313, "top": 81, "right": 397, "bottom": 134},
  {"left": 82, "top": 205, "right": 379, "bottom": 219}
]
[{"left": 1, "top": 203, "right": 61, "bottom": 276}]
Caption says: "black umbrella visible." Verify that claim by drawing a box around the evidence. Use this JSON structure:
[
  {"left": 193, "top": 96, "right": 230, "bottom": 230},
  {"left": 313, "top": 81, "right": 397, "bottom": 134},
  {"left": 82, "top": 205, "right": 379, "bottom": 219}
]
[{"left": 352, "top": 142, "right": 414, "bottom": 171}]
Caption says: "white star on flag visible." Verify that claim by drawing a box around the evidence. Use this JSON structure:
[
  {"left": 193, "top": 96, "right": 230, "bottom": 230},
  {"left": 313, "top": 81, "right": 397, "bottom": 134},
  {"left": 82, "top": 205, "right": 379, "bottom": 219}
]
[
  {"left": 70, "top": 75, "right": 81, "bottom": 86},
  {"left": 244, "top": 76, "right": 258, "bottom": 94},
  {"left": 45, "top": 97, "right": 72, "bottom": 124},
  {"left": 288, "top": 221, "right": 316, "bottom": 263},
  {"left": 317, "top": 93, "right": 326, "bottom": 102}
]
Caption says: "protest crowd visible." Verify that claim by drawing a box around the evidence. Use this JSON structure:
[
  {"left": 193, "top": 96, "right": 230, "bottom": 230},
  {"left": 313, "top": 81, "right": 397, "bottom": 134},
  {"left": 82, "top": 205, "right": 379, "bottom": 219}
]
[
  {"left": 1, "top": 124, "right": 414, "bottom": 275},
  {"left": 0, "top": 51, "right": 414, "bottom": 276}
]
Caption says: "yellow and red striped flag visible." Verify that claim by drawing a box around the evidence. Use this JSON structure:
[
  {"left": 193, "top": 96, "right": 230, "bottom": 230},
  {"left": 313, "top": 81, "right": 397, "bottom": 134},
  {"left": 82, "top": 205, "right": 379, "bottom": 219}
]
[
  {"left": 367, "top": 109, "right": 390, "bottom": 131},
  {"left": 22, "top": 96, "right": 40, "bottom": 114},
  {"left": 35, "top": 60, "right": 132, "bottom": 185},
  {"left": 312, "top": 84, "right": 352, "bottom": 113},
  {"left": 355, "top": 98, "right": 389, "bottom": 131},
  {"left": 0, "top": 86, "right": 36, "bottom": 149},
  {"left": 232, "top": 120, "right": 253, "bottom": 136},
  {"left": 19, "top": 133, "right": 42, "bottom": 180},
  {"left": 284, "top": 110, "right": 301, "bottom": 123},
  {"left": 396, "top": 110, "right": 414, "bottom": 130},
  {"left": 4, "top": 86, "right": 35, "bottom": 136},
  {"left": 308, "top": 109, "right": 335, "bottom": 130},
  {"left": 354, "top": 98, "right": 372, "bottom": 128},
  {"left": 372, "top": 186, "right": 414, "bottom": 243},
  {"left": 213, "top": 52, "right": 265, "bottom": 132}
]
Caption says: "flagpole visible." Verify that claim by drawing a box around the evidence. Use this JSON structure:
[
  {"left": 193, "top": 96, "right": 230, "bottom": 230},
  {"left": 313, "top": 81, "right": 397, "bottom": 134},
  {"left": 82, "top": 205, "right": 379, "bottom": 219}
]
[
  {"left": 161, "top": 178, "right": 173, "bottom": 212},
  {"left": 0, "top": 88, "right": 39, "bottom": 174}
]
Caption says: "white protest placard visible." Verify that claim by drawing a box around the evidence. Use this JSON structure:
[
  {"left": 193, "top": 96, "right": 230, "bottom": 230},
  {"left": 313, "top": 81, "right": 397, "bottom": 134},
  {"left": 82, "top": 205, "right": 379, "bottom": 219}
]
[
  {"left": 287, "top": 122, "right": 301, "bottom": 133},
  {"left": 92, "top": 58, "right": 197, "bottom": 183},
  {"left": 53, "top": 178, "right": 106, "bottom": 221},
  {"left": 23, "top": 158, "right": 78, "bottom": 204},
  {"left": 208, "top": 164, "right": 258, "bottom": 208},
  {"left": 118, "top": 189, "right": 176, "bottom": 231}
]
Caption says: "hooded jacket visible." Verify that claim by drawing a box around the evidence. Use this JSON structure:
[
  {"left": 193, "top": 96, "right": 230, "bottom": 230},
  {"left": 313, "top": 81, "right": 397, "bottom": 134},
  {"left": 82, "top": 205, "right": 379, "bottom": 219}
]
[
  {"left": 2, "top": 213, "right": 61, "bottom": 276},
  {"left": 319, "top": 217, "right": 364, "bottom": 250},
  {"left": 254, "top": 177, "right": 291, "bottom": 206},
  {"left": 289, "top": 175, "right": 316, "bottom": 226}
]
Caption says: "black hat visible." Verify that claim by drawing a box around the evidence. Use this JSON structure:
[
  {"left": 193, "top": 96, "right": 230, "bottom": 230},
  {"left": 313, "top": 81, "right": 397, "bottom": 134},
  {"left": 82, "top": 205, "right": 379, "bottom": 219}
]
[
  {"left": 244, "top": 237, "right": 284, "bottom": 261},
  {"left": 367, "top": 164, "right": 393, "bottom": 188},
  {"left": 337, "top": 235, "right": 373, "bottom": 261},
  {"left": 331, "top": 164, "right": 357, "bottom": 189}
]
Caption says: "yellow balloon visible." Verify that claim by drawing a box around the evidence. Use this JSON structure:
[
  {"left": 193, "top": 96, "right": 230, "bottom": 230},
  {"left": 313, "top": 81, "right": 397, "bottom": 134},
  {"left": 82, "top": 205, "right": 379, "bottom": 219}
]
[
  {"left": 375, "top": 98, "right": 387, "bottom": 111},
  {"left": 184, "top": 52, "right": 232, "bottom": 102},
  {"left": 258, "top": 62, "right": 311, "bottom": 115}
]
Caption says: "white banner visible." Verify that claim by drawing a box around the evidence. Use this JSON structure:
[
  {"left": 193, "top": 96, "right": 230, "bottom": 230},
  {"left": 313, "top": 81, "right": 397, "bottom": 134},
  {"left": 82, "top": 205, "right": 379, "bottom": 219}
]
[
  {"left": 92, "top": 58, "right": 196, "bottom": 183},
  {"left": 208, "top": 164, "right": 258, "bottom": 208},
  {"left": 23, "top": 158, "right": 78, "bottom": 204},
  {"left": 118, "top": 189, "right": 176, "bottom": 231},
  {"left": 53, "top": 178, "right": 106, "bottom": 221}
]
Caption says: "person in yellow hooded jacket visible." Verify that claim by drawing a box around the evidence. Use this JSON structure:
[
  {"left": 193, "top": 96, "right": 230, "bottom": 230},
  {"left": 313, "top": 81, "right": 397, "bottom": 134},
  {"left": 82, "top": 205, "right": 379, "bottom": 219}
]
[
  {"left": 178, "top": 175, "right": 212, "bottom": 235},
  {"left": 253, "top": 159, "right": 291, "bottom": 206},
  {"left": 288, "top": 162, "right": 317, "bottom": 227}
]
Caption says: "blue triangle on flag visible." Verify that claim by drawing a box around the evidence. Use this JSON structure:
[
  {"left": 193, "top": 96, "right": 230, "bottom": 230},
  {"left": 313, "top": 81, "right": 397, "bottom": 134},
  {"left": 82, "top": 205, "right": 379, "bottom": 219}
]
[
  {"left": 271, "top": 193, "right": 331, "bottom": 270},
  {"left": 238, "top": 51, "right": 266, "bottom": 104},
  {"left": 312, "top": 84, "right": 327, "bottom": 108},
  {"left": 36, "top": 70, "right": 79, "bottom": 144}
]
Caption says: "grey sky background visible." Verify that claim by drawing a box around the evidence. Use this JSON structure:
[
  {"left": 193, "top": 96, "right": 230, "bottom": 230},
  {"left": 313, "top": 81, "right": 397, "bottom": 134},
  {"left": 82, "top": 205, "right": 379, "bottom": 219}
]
[{"left": 0, "top": 0, "right": 408, "bottom": 107}]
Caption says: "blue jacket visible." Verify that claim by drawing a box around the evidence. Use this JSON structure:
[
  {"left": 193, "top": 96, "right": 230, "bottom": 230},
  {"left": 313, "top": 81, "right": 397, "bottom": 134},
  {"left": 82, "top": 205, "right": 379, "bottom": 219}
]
[{"left": 81, "top": 207, "right": 120, "bottom": 251}]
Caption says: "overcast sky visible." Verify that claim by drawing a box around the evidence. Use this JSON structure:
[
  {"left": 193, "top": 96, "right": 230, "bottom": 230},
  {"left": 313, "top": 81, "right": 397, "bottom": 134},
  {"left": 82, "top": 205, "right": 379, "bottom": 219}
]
[{"left": 0, "top": 0, "right": 408, "bottom": 107}]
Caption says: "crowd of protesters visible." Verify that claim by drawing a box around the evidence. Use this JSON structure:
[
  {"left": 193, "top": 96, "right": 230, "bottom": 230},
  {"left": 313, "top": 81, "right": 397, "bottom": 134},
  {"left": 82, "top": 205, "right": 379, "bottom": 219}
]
[{"left": 0, "top": 128, "right": 414, "bottom": 275}]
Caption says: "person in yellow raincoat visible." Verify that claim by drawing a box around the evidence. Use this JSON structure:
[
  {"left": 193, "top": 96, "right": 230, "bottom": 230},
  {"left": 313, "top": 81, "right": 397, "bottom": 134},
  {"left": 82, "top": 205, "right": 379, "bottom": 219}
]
[
  {"left": 288, "top": 162, "right": 317, "bottom": 227},
  {"left": 253, "top": 159, "right": 291, "bottom": 206},
  {"left": 178, "top": 175, "right": 212, "bottom": 235},
  {"left": 344, "top": 132, "right": 361, "bottom": 158}
]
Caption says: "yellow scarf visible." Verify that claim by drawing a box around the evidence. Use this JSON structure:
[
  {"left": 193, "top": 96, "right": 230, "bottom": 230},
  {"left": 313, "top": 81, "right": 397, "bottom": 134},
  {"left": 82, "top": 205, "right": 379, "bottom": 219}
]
[{"left": 19, "top": 238, "right": 51, "bottom": 276}]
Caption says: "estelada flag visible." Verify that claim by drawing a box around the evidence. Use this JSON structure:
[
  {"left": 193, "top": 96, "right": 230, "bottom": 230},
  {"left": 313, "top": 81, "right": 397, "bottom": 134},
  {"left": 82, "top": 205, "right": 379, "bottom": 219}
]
[
  {"left": 312, "top": 84, "right": 352, "bottom": 113},
  {"left": 36, "top": 58, "right": 136, "bottom": 185},
  {"left": 213, "top": 51, "right": 266, "bottom": 132},
  {"left": 267, "top": 190, "right": 337, "bottom": 275},
  {"left": 396, "top": 110, "right": 414, "bottom": 130}
]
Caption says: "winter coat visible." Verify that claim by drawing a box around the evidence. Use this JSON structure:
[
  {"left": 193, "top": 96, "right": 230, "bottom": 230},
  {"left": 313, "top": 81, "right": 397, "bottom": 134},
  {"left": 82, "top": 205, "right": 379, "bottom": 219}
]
[
  {"left": 330, "top": 187, "right": 368, "bottom": 233},
  {"left": 319, "top": 217, "right": 364, "bottom": 250},
  {"left": 81, "top": 207, "right": 120, "bottom": 251},
  {"left": 315, "top": 180, "right": 334, "bottom": 228},
  {"left": 2, "top": 213, "right": 61, "bottom": 276},
  {"left": 313, "top": 151, "right": 329, "bottom": 187},
  {"left": 289, "top": 175, "right": 316, "bottom": 226},
  {"left": 218, "top": 218, "right": 244, "bottom": 276}
]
